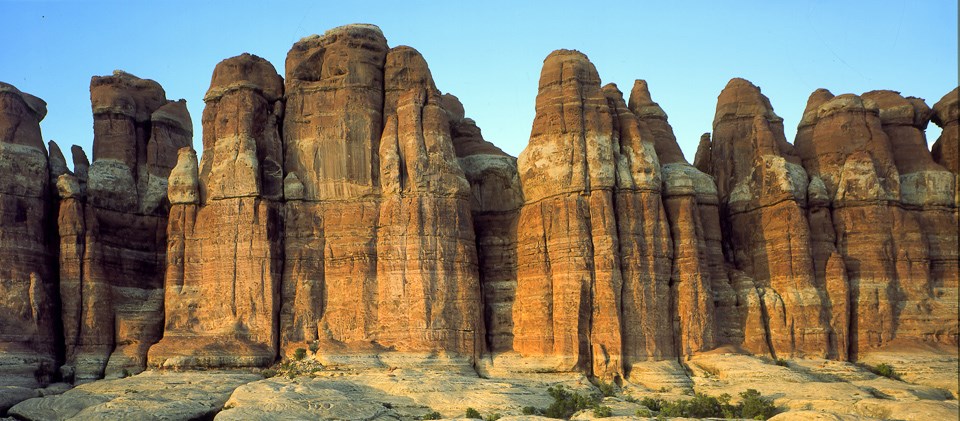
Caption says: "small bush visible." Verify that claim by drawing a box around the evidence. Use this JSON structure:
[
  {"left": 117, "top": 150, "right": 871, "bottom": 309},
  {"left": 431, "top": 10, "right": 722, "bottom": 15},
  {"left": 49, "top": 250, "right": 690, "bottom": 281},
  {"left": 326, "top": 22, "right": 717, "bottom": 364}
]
[
  {"left": 293, "top": 348, "right": 307, "bottom": 361},
  {"left": 774, "top": 358, "right": 789, "bottom": 367},
  {"left": 261, "top": 368, "right": 278, "bottom": 378},
  {"left": 484, "top": 413, "right": 502, "bottom": 421},
  {"left": 421, "top": 410, "right": 442, "bottom": 420},
  {"left": 521, "top": 406, "right": 542, "bottom": 415},
  {"left": 596, "top": 380, "right": 617, "bottom": 397},
  {"left": 869, "top": 363, "right": 898, "bottom": 380},
  {"left": 544, "top": 385, "right": 600, "bottom": 419},
  {"left": 639, "top": 397, "right": 663, "bottom": 412},
  {"left": 308, "top": 341, "right": 320, "bottom": 354},
  {"left": 635, "top": 407, "right": 653, "bottom": 417},
  {"left": 593, "top": 405, "right": 613, "bottom": 417},
  {"left": 624, "top": 395, "right": 638, "bottom": 404},
  {"left": 465, "top": 407, "right": 481, "bottom": 419},
  {"left": 739, "top": 389, "right": 777, "bottom": 420}
]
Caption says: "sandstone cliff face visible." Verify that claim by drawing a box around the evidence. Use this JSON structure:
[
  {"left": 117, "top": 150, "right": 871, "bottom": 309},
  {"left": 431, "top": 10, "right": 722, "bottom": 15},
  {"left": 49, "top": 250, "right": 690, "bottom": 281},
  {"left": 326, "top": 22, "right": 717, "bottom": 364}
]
[
  {"left": 795, "top": 89, "right": 958, "bottom": 358},
  {"left": 511, "top": 51, "right": 675, "bottom": 380},
  {"left": 445, "top": 93, "right": 523, "bottom": 355},
  {"left": 148, "top": 54, "right": 284, "bottom": 369},
  {"left": 0, "top": 82, "right": 57, "bottom": 388},
  {"left": 279, "top": 25, "right": 482, "bottom": 364},
  {"left": 931, "top": 88, "right": 958, "bottom": 174},
  {"left": 707, "top": 78, "right": 829, "bottom": 358},
  {"left": 56, "top": 71, "right": 192, "bottom": 382}
]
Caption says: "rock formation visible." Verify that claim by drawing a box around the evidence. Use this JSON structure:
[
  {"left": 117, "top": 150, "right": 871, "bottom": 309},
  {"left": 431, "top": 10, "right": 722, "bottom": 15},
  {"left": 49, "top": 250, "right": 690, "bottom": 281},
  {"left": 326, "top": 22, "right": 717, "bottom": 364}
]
[
  {"left": 444, "top": 93, "right": 523, "bottom": 356},
  {"left": 58, "top": 71, "right": 192, "bottom": 381},
  {"left": 148, "top": 54, "right": 284, "bottom": 368},
  {"left": 795, "top": 89, "right": 958, "bottom": 358},
  {"left": 276, "top": 25, "right": 482, "bottom": 365},
  {"left": 0, "top": 82, "right": 57, "bottom": 388},
  {"left": 706, "top": 78, "right": 829, "bottom": 358},
  {"left": 0, "top": 27, "right": 956, "bottom": 410},
  {"left": 931, "top": 88, "right": 958, "bottom": 174}
]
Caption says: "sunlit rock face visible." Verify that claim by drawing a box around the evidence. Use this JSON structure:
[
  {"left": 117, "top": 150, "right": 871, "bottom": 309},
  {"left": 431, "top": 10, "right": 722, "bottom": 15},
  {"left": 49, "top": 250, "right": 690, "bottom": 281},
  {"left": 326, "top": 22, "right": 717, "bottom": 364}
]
[
  {"left": 796, "top": 89, "right": 958, "bottom": 358},
  {"left": 147, "top": 53, "right": 284, "bottom": 369},
  {"left": 278, "top": 25, "right": 482, "bottom": 366},
  {"left": 57, "top": 71, "right": 191, "bottom": 382}
]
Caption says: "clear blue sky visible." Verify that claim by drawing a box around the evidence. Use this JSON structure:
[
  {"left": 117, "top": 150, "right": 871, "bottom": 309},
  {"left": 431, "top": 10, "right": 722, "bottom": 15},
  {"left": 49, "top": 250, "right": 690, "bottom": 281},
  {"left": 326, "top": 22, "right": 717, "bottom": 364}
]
[{"left": 2, "top": 0, "right": 957, "bottom": 165}]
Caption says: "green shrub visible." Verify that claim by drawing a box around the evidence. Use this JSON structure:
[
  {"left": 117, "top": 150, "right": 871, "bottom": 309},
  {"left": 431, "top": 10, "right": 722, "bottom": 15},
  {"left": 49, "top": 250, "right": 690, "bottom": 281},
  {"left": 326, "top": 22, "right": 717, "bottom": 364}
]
[
  {"left": 484, "top": 413, "right": 502, "bottom": 421},
  {"left": 869, "top": 363, "right": 898, "bottom": 380},
  {"left": 774, "top": 358, "right": 789, "bottom": 367},
  {"left": 593, "top": 405, "right": 613, "bottom": 417},
  {"left": 639, "top": 397, "right": 663, "bottom": 412},
  {"left": 544, "top": 385, "right": 599, "bottom": 419},
  {"left": 308, "top": 341, "right": 320, "bottom": 354},
  {"left": 596, "top": 380, "right": 617, "bottom": 397},
  {"left": 421, "top": 410, "right": 442, "bottom": 420},
  {"left": 261, "top": 368, "right": 278, "bottom": 378},
  {"left": 521, "top": 406, "right": 542, "bottom": 415},
  {"left": 465, "top": 407, "right": 481, "bottom": 419},
  {"left": 293, "top": 348, "right": 307, "bottom": 361},
  {"left": 635, "top": 407, "right": 653, "bottom": 417},
  {"left": 739, "top": 389, "right": 777, "bottom": 419}
]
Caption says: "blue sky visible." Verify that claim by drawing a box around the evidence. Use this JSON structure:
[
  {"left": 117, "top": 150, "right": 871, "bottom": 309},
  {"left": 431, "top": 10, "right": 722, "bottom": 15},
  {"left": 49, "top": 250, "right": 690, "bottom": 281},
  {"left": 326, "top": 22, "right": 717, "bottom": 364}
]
[{"left": 2, "top": 0, "right": 957, "bottom": 164}]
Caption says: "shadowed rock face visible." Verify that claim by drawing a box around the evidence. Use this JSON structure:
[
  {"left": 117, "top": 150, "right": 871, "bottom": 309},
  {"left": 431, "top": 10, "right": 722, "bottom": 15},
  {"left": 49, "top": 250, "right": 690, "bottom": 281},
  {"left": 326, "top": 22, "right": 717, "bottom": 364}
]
[
  {"left": 57, "top": 71, "right": 192, "bottom": 382},
  {"left": 0, "top": 82, "right": 57, "bottom": 388},
  {"left": 931, "top": 87, "right": 959, "bottom": 174}
]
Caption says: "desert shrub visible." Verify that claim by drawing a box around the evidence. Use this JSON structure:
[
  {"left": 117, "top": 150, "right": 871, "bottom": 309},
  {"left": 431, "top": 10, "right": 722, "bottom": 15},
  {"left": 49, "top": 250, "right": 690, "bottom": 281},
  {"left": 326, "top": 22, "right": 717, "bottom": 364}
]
[
  {"left": 421, "top": 410, "right": 442, "bottom": 420},
  {"left": 521, "top": 406, "right": 542, "bottom": 415},
  {"left": 308, "top": 340, "right": 320, "bottom": 354},
  {"left": 868, "top": 363, "right": 899, "bottom": 380},
  {"left": 261, "top": 368, "right": 277, "bottom": 378},
  {"left": 639, "top": 397, "right": 663, "bottom": 412},
  {"left": 593, "top": 405, "right": 613, "bottom": 417},
  {"left": 774, "top": 358, "right": 789, "bottom": 367},
  {"left": 739, "top": 389, "right": 777, "bottom": 419},
  {"left": 635, "top": 407, "right": 653, "bottom": 417},
  {"left": 484, "top": 413, "right": 502, "bottom": 421},
  {"left": 293, "top": 348, "right": 307, "bottom": 361},
  {"left": 465, "top": 407, "right": 481, "bottom": 419},
  {"left": 544, "top": 385, "right": 599, "bottom": 419},
  {"left": 596, "top": 380, "right": 617, "bottom": 397}
]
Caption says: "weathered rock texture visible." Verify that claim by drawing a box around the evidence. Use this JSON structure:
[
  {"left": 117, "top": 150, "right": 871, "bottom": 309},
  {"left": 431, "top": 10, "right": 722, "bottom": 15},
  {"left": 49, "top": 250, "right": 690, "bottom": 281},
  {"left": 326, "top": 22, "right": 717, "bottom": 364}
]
[
  {"left": 0, "top": 82, "right": 57, "bottom": 388},
  {"left": 0, "top": 26, "right": 957, "bottom": 399},
  {"left": 706, "top": 78, "right": 829, "bottom": 358},
  {"left": 444, "top": 93, "right": 523, "bottom": 355},
  {"left": 58, "top": 71, "right": 192, "bottom": 382},
  {"left": 795, "top": 88, "right": 958, "bottom": 358},
  {"left": 281, "top": 25, "right": 481, "bottom": 365},
  {"left": 148, "top": 54, "right": 284, "bottom": 368}
]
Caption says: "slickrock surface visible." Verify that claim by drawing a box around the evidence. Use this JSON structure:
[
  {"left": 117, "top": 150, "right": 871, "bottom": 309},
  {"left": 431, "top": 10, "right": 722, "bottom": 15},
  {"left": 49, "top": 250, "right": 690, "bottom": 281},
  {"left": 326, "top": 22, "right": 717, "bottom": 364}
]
[
  {"left": 280, "top": 25, "right": 481, "bottom": 364},
  {"left": 59, "top": 71, "right": 192, "bottom": 383},
  {"left": 0, "top": 82, "right": 57, "bottom": 389},
  {"left": 7, "top": 371, "right": 260, "bottom": 420},
  {"left": 148, "top": 54, "right": 284, "bottom": 369}
]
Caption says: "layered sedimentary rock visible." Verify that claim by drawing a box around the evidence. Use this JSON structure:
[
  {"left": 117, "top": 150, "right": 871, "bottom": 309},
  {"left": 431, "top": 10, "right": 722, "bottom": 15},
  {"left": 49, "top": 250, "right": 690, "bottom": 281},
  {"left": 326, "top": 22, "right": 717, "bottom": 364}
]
[
  {"left": 444, "top": 94, "right": 523, "bottom": 355},
  {"left": 628, "top": 80, "right": 717, "bottom": 357},
  {"left": 148, "top": 54, "right": 284, "bottom": 368},
  {"left": 931, "top": 88, "right": 958, "bottom": 174},
  {"left": 59, "top": 71, "right": 192, "bottom": 381},
  {"left": 280, "top": 25, "right": 481, "bottom": 363},
  {"left": 707, "top": 78, "right": 829, "bottom": 358},
  {"left": 512, "top": 50, "right": 674, "bottom": 380},
  {"left": 795, "top": 89, "right": 958, "bottom": 358},
  {"left": 0, "top": 83, "right": 57, "bottom": 388}
]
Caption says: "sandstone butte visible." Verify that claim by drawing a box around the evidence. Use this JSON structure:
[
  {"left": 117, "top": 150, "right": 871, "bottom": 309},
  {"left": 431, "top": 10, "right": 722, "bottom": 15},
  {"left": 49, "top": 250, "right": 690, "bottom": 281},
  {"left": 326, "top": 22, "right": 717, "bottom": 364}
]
[{"left": 0, "top": 24, "right": 957, "bottom": 420}]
